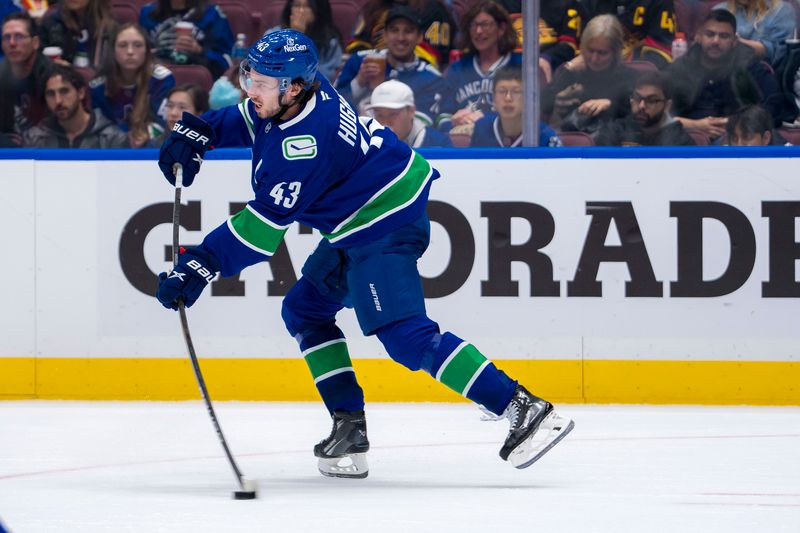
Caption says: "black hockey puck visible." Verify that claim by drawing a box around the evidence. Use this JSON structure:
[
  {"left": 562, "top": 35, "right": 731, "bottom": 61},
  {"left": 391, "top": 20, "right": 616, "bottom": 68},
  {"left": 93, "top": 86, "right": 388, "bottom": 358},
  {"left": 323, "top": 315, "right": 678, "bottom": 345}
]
[{"left": 233, "top": 490, "right": 257, "bottom": 500}]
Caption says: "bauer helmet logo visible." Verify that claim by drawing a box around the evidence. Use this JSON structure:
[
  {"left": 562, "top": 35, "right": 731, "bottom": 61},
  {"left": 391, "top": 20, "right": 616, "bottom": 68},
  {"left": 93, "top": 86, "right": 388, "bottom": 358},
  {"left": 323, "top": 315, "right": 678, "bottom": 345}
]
[{"left": 257, "top": 41, "right": 269, "bottom": 52}]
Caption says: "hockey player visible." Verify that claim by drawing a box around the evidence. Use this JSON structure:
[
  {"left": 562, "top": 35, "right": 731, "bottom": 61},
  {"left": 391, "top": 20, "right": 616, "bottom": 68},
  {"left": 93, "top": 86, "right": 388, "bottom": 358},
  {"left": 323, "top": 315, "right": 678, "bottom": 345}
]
[{"left": 156, "top": 29, "right": 574, "bottom": 479}]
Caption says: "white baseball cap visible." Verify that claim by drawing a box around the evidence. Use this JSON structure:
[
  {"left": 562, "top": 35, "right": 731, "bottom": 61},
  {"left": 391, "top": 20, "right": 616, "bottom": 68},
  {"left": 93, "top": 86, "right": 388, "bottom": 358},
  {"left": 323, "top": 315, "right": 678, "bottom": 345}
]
[{"left": 365, "top": 80, "right": 415, "bottom": 110}]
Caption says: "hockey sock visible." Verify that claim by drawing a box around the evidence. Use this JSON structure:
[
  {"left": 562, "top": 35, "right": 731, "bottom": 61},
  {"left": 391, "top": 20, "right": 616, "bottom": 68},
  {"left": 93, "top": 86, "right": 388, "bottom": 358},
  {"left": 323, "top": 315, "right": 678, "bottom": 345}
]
[
  {"left": 303, "top": 336, "right": 365, "bottom": 414},
  {"left": 431, "top": 333, "right": 517, "bottom": 416}
]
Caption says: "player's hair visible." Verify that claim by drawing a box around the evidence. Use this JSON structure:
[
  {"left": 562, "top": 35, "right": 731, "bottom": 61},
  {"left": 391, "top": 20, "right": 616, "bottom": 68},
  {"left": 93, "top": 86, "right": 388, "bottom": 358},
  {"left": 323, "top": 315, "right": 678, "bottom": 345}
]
[
  {"left": 102, "top": 23, "right": 156, "bottom": 142},
  {"left": 493, "top": 65, "right": 522, "bottom": 86},
  {"left": 703, "top": 8, "right": 737, "bottom": 33},
  {"left": 634, "top": 70, "right": 673, "bottom": 100},
  {"left": 168, "top": 83, "right": 210, "bottom": 115},
  {"left": 726, "top": 105, "right": 773, "bottom": 140},
  {"left": 580, "top": 14, "right": 625, "bottom": 66},
  {"left": 460, "top": 0, "right": 518, "bottom": 56},
  {"left": 2, "top": 10, "right": 38, "bottom": 37}
]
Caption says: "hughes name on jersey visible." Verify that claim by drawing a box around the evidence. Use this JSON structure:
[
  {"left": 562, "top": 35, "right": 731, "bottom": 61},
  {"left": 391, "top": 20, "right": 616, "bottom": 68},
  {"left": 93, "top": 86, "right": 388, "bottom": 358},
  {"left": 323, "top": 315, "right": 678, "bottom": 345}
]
[{"left": 197, "top": 75, "right": 440, "bottom": 277}]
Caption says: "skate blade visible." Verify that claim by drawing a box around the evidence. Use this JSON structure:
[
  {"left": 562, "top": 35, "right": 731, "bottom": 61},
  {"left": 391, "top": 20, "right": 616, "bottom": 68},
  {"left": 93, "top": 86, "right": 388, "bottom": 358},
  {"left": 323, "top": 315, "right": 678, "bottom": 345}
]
[
  {"left": 509, "top": 412, "right": 575, "bottom": 469},
  {"left": 318, "top": 453, "right": 369, "bottom": 479}
]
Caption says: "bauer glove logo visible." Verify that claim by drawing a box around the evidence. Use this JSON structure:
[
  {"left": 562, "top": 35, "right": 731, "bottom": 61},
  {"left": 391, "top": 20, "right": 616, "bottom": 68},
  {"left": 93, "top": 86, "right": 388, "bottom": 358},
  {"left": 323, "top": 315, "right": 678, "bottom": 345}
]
[
  {"left": 187, "top": 259, "right": 215, "bottom": 283},
  {"left": 173, "top": 123, "right": 211, "bottom": 146}
]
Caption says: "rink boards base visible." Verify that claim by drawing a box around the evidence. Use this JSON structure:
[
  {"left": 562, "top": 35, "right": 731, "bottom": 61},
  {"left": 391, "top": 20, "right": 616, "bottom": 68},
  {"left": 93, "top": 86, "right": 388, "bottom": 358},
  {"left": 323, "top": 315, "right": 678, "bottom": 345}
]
[{"left": 1, "top": 357, "right": 797, "bottom": 404}]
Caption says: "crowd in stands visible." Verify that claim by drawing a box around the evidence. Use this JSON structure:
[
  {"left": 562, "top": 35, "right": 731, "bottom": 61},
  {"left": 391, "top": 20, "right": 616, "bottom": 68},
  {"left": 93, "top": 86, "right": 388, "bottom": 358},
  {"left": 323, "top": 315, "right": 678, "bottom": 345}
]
[{"left": 2, "top": 0, "right": 800, "bottom": 148}]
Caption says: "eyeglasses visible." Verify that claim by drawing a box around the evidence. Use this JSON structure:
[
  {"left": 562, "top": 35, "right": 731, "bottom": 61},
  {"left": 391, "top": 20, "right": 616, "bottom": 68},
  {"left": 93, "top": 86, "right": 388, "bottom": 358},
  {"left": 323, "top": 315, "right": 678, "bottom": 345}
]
[
  {"left": 469, "top": 20, "right": 497, "bottom": 31},
  {"left": 630, "top": 94, "right": 665, "bottom": 107},
  {"left": 496, "top": 88, "right": 522, "bottom": 98},
  {"left": 1, "top": 32, "right": 32, "bottom": 43}
]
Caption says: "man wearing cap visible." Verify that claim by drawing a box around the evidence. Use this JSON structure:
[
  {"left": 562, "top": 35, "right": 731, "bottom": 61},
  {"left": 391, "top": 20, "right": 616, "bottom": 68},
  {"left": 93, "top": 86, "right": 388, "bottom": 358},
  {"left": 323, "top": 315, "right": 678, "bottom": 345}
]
[
  {"left": 335, "top": 5, "right": 449, "bottom": 126},
  {"left": 367, "top": 79, "right": 452, "bottom": 148}
]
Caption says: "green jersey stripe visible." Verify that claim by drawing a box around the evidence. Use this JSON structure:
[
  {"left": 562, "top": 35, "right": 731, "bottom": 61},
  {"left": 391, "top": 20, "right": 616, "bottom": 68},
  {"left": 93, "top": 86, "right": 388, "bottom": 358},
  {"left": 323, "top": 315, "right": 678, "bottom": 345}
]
[
  {"left": 227, "top": 205, "right": 288, "bottom": 256},
  {"left": 324, "top": 152, "right": 433, "bottom": 243},
  {"left": 313, "top": 366, "right": 355, "bottom": 385},
  {"left": 238, "top": 99, "right": 255, "bottom": 142},
  {"left": 436, "top": 343, "right": 489, "bottom": 395},
  {"left": 304, "top": 339, "right": 353, "bottom": 380}
]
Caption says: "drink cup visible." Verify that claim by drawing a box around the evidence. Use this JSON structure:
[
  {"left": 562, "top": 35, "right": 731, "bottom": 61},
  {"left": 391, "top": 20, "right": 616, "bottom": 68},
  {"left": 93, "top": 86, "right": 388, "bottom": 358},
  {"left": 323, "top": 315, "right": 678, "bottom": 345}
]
[
  {"left": 43, "top": 46, "right": 62, "bottom": 62},
  {"left": 175, "top": 21, "right": 194, "bottom": 39},
  {"left": 363, "top": 51, "right": 385, "bottom": 88}
]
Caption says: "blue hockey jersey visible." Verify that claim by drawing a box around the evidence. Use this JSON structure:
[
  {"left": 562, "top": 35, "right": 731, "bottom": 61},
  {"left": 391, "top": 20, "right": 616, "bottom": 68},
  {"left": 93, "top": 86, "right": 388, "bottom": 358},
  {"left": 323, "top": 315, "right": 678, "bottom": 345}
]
[
  {"left": 470, "top": 113, "right": 562, "bottom": 147},
  {"left": 199, "top": 75, "right": 440, "bottom": 277},
  {"left": 441, "top": 52, "right": 523, "bottom": 116},
  {"left": 335, "top": 50, "right": 448, "bottom": 125}
]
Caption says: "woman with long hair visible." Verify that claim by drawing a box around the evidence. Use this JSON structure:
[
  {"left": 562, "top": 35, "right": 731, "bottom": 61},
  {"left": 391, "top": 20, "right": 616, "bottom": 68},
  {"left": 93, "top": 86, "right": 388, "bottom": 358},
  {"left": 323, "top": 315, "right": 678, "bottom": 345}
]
[
  {"left": 542, "top": 14, "right": 636, "bottom": 135},
  {"left": 441, "top": 0, "right": 520, "bottom": 130},
  {"left": 39, "top": 0, "right": 116, "bottom": 69},
  {"left": 271, "top": 0, "right": 342, "bottom": 80},
  {"left": 713, "top": 0, "right": 796, "bottom": 65},
  {"left": 90, "top": 23, "right": 175, "bottom": 147},
  {"left": 139, "top": 0, "right": 234, "bottom": 79}
]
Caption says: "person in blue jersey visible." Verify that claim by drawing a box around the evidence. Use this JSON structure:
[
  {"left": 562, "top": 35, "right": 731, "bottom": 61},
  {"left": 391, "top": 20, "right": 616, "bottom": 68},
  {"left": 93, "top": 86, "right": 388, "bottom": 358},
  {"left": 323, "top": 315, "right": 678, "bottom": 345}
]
[
  {"left": 335, "top": 5, "right": 448, "bottom": 125},
  {"left": 90, "top": 23, "right": 175, "bottom": 147},
  {"left": 441, "top": 0, "right": 521, "bottom": 133},
  {"left": 139, "top": 0, "right": 234, "bottom": 79},
  {"left": 470, "top": 66, "right": 562, "bottom": 147},
  {"left": 155, "top": 29, "right": 574, "bottom": 478},
  {"left": 365, "top": 79, "right": 452, "bottom": 147}
]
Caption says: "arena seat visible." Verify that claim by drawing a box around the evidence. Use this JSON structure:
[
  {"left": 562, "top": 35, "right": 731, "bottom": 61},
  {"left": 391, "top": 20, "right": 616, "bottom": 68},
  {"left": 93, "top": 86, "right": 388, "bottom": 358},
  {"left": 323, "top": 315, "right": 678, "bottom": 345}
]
[
  {"left": 217, "top": 0, "right": 262, "bottom": 44},
  {"left": 557, "top": 131, "right": 594, "bottom": 146},
  {"left": 111, "top": 2, "right": 139, "bottom": 25},
  {"left": 167, "top": 63, "right": 215, "bottom": 93},
  {"left": 776, "top": 126, "right": 800, "bottom": 145}
]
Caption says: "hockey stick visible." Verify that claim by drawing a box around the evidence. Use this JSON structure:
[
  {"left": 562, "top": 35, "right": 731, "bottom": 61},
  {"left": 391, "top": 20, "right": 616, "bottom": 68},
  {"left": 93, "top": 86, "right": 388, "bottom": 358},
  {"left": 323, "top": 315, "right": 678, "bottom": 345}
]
[{"left": 171, "top": 164, "right": 258, "bottom": 500}]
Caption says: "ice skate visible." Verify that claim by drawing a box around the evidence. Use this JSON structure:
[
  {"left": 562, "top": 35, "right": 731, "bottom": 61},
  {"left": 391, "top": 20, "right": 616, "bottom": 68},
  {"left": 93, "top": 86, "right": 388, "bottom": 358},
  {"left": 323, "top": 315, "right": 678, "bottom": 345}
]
[
  {"left": 499, "top": 385, "right": 574, "bottom": 469},
  {"left": 314, "top": 410, "right": 370, "bottom": 478}
]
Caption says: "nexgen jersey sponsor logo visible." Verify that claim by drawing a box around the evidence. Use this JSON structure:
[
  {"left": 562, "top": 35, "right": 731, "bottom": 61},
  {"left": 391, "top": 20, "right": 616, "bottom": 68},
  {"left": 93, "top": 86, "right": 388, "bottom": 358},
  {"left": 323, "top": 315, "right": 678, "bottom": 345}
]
[{"left": 282, "top": 135, "right": 317, "bottom": 160}]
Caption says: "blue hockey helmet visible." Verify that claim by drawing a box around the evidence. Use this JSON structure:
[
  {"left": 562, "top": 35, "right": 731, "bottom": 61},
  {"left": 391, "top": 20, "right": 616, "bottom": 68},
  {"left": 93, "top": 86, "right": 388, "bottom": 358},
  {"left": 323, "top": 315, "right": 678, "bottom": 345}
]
[{"left": 240, "top": 30, "right": 319, "bottom": 95}]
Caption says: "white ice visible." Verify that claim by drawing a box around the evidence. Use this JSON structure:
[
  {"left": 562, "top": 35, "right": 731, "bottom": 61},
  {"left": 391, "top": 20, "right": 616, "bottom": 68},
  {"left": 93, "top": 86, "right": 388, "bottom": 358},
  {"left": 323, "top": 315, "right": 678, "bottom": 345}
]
[{"left": 1, "top": 402, "right": 798, "bottom": 533}]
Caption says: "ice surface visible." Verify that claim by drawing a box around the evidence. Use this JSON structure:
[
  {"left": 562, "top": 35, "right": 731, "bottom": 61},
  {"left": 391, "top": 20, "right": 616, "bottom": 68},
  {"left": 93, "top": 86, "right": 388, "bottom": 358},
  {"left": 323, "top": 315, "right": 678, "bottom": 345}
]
[{"left": 1, "top": 402, "right": 798, "bottom": 532}]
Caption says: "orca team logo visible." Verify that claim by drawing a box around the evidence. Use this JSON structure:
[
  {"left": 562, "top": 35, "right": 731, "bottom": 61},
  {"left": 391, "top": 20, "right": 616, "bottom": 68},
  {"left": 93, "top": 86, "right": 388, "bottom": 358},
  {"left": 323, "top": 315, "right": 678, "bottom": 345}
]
[{"left": 282, "top": 135, "right": 317, "bottom": 160}]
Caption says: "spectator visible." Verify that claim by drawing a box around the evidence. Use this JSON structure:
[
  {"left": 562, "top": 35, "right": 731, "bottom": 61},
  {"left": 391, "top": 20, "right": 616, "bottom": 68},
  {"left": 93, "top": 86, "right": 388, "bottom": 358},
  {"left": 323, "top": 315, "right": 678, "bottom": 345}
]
[
  {"left": 725, "top": 104, "right": 790, "bottom": 144},
  {"left": 365, "top": 79, "right": 452, "bottom": 147},
  {"left": 596, "top": 70, "right": 695, "bottom": 146},
  {"left": 579, "top": 0, "right": 675, "bottom": 68},
  {"left": 469, "top": 65, "right": 562, "bottom": 147},
  {"left": 90, "top": 23, "right": 175, "bottom": 148},
  {"left": 0, "top": 0, "right": 21, "bottom": 60},
  {"left": 268, "top": 0, "right": 342, "bottom": 80},
  {"left": 336, "top": 5, "right": 448, "bottom": 125},
  {"left": 347, "top": 0, "right": 456, "bottom": 69},
  {"left": 713, "top": 0, "right": 796, "bottom": 66},
  {"left": 39, "top": 0, "right": 117, "bottom": 70},
  {"left": 543, "top": 14, "right": 636, "bottom": 135},
  {"left": 153, "top": 83, "right": 208, "bottom": 146},
  {"left": 23, "top": 64, "right": 129, "bottom": 148},
  {"left": 139, "top": 0, "right": 234, "bottom": 79},
  {"left": 0, "top": 11, "right": 51, "bottom": 144},
  {"left": 497, "top": 0, "right": 583, "bottom": 82},
  {"left": 667, "top": 9, "right": 784, "bottom": 140},
  {"left": 442, "top": 0, "right": 521, "bottom": 132}
]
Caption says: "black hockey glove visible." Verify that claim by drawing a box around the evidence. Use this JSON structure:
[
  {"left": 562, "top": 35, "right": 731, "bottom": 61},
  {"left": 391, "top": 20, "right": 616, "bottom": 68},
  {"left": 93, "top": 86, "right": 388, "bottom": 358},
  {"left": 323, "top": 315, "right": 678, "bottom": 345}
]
[
  {"left": 158, "top": 112, "right": 216, "bottom": 187},
  {"left": 156, "top": 246, "right": 220, "bottom": 310}
]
